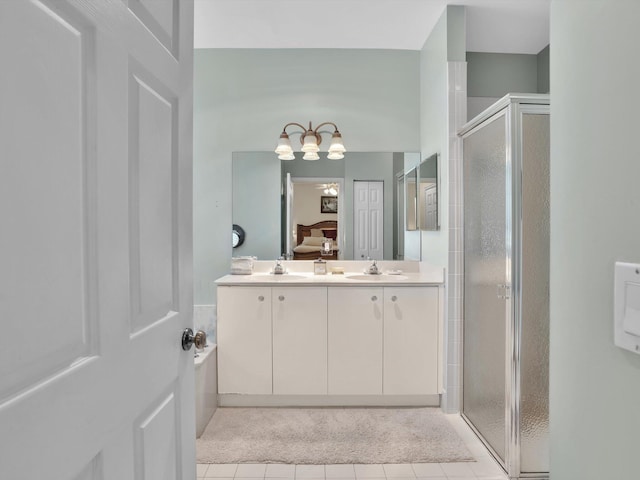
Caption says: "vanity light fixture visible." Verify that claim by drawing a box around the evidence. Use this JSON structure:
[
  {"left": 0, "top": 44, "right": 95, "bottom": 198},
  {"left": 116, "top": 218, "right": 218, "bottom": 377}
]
[{"left": 275, "top": 121, "right": 346, "bottom": 161}]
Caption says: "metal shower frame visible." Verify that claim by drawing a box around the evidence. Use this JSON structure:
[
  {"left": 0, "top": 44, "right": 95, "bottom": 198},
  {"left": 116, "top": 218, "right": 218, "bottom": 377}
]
[{"left": 458, "top": 94, "right": 550, "bottom": 480}]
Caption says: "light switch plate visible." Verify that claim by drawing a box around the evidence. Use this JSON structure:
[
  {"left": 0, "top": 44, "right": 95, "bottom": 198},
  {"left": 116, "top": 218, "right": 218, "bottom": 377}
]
[{"left": 614, "top": 262, "right": 640, "bottom": 354}]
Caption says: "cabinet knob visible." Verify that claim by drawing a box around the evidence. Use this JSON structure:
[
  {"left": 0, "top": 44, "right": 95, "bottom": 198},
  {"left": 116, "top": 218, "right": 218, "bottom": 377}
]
[
  {"left": 279, "top": 295, "right": 285, "bottom": 301},
  {"left": 371, "top": 295, "right": 378, "bottom": 302},
  {"left": 391, "top": 295, "right": 397, "bottom": 302},
  {"left": 258, "top": 295, "right": 264, "bottom": 302}
]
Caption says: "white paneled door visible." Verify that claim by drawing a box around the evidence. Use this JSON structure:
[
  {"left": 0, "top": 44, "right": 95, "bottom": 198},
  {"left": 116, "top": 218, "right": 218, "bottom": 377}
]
[
  {"left": 423, "top": 184, "right": 437, "bottom": 230},
  {"left": 353, "top": 181, "right": 384, "bottom": 260},
  {"left": 0, "top": 1, "right": 195, "bottom": 479}
]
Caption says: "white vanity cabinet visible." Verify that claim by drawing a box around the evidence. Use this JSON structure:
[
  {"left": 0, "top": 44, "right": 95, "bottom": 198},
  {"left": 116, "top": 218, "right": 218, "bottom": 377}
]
[
  {"left": 328, "top": 287, "right": 384, "bottom": 395},
  {"left": 217, "top": 286, "right": 272, "bottom": 394},
  {"left": 272, "top": 287, "right": 327, "bottom": 394},
  {"left": 216, "top": 275, "right": 443, "bottom": 405},
  {"left": 383, "top": 287, "right": 439, "bottom": 394}
]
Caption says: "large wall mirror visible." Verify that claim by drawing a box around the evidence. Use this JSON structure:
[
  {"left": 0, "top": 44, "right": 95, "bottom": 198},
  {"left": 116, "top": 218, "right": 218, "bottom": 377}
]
[
  {"left": 405, "top": 167, "right": 417, "bottom": 231},
  {"left": 232, "top": 152, "right": 422, "bottom": 261},
  {"left": 418, "top": 153, "right": 439, "bottom": 231}
]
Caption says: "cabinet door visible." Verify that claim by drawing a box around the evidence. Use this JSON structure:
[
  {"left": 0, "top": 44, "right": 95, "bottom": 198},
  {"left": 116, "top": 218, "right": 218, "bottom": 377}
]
[
  {"left": 273, "top": 287, "right": 327, "bottom": 394},
  {"left": 217, "top": 286, "right": 272, "bottom": 394},
  {"left": 384, "top": 287, "right": 439, "bottom": 394},
  {"left": 328, "top": 287, "right": 383, "bottom": 394}
]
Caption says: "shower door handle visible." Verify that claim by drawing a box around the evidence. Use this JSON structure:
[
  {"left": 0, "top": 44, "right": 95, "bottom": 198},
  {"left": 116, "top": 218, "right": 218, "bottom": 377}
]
[{"left": 497, "top": 284, "right": 511, "bottom": 299}]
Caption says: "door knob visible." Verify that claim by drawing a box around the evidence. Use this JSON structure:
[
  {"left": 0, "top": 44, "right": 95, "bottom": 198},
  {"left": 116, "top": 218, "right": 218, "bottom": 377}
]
[
  {"left": 181, "top": 328, "right": 207, "bottom": 351},
  {"left": 279, "top": 295, "right": 285, "bottom": 301},
  {"left": 391, "top": 295, "right": 397, "bottom": 302},
  {"left": 258, "top": 295, "right": 265, "bottom": 302},
  {"left": 371, "top": 295, "right": 378, "bottom": 301}
]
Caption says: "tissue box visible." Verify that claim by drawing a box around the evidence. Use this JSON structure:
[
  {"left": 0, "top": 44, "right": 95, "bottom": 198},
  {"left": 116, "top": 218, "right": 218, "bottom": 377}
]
[{"left": 230, "top": 256, "right": 255, "bottom": 275}]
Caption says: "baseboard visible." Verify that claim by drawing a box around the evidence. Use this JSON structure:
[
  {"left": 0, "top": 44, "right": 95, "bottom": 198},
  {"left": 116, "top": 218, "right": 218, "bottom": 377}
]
[{"left": 218, "top": 394, "right": 440, "bottom": 407}]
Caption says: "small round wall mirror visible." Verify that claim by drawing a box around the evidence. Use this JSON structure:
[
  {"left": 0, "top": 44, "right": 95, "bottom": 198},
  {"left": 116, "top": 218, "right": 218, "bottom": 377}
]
[{"left": 232, "top": 224, "right": 245, "bottom": 248}]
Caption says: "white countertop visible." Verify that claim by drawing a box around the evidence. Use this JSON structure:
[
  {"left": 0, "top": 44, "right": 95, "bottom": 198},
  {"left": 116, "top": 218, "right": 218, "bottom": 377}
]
[{"left": 216, "top": 261, "right": 444, "bottom": 286}]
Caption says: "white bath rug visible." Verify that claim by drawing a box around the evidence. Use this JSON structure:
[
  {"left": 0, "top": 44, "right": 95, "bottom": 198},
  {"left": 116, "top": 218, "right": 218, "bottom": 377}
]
[{"left": 196, "top": 407, "right": 473, "bottom": 464}]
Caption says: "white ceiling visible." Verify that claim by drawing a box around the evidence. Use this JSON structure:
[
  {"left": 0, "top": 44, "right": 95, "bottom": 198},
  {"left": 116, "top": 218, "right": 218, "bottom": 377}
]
[{"left": 194, "top": 0, "right": 550, "bottom": 54}]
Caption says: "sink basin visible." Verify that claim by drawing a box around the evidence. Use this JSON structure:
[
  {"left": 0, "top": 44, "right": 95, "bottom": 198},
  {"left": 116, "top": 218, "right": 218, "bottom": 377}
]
[{"left": 347, "top": 274, "right": 409, "bottom": 281}]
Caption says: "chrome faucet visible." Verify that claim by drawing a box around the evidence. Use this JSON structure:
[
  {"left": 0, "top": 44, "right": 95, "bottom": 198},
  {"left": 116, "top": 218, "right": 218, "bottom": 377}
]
[
  {"left": 366, "top": 259, "right": 380, "bottom": 275},
  {"left": 273, "top": 257, "right": 286, "bottom": 275}
]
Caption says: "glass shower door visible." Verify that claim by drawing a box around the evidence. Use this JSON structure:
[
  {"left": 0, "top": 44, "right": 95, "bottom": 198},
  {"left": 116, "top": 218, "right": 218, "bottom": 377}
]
[{"left": 463, "top": 111, "right": 509, "bottom": 463}]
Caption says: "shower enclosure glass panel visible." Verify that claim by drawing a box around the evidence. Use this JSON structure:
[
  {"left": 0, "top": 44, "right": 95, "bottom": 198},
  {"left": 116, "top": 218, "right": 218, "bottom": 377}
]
[
  {"left": 462, "top": 112, "right": 508, "bottom": 462},
  {"left": 519, "top": 113, "right": 550, "bottom": 473}
]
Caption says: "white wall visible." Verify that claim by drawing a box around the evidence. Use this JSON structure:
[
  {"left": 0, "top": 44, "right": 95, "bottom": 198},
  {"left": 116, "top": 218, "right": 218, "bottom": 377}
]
[
  {"left": 194, "top": 49, "right": 420, "bottom": 303},
  {"left": 550, "top": 1, "right": 640, "bottom": 478}
]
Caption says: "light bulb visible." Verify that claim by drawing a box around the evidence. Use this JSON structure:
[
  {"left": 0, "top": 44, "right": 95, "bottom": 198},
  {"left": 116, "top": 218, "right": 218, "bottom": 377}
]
[
  {"left": 303, "top": 151, "right": 320, "bottom": 161},
  {"left": 301, "top": 132, "right": 320, "bottom": 153},
  {"left": 328, "top": 131, "right": 346, "bottom": 154},
  {"left": 275, "top": 133, "right": 293, "bottom": 155},
  {"left": 327, "top": 151, "right": 344, "bottom": 160}
]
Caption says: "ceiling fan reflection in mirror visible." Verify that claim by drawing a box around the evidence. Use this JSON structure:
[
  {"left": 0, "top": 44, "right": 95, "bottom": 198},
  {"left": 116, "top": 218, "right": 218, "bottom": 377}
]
[{"left": 314, "top": 182, "right": 339, "bottom": 195}]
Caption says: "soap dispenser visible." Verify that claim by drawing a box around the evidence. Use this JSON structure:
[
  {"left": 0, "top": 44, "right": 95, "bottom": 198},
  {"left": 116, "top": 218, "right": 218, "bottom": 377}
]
[
  {"left": 272, "top": 257, "right": 285, "bottom": 275},
  {"left": 314, "top": 258, "right": 327, "bottom": 275}
]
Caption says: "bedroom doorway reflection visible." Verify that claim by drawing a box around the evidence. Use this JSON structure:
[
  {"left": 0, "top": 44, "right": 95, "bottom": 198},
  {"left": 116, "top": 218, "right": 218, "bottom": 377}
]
[{"left": 285, "top": 177, "right": 344, "bottom": 260}]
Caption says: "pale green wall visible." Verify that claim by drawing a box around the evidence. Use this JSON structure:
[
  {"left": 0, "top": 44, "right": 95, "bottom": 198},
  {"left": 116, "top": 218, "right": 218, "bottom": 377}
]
[
  {"left": 537, "top": 45, "right": 550, "bottom": 93},
  {"left": 419, "top": 5, "right": 465, "bottom": 267},
  {"left": 446, "top": 6, "right": 467, "bottom": 62},
  {"left": 282, "top": 156, "right": 345, "bottom": 179},
  {"left": 467, "top": 52, "right": 539, "bottom": 97},
  {"left": 466, "top": 48, "right": 550, "bottom": 96},
  {"left": 466, "top": 49, "right": 549, "bottom": 119},
  {"left": 231, "top": 152, "right": 281, "bottom": 259},
  {"left": 550, "top": 1, "right": 640, "bottom": 478},
  {"left": 194, "top": 49, "right": 420, "bottom": 303}
]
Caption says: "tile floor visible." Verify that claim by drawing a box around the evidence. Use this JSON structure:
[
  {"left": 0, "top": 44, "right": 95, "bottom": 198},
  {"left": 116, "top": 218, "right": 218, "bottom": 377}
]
[{"left": 197, "top": 415, "right": 506, "bottom": 480}]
